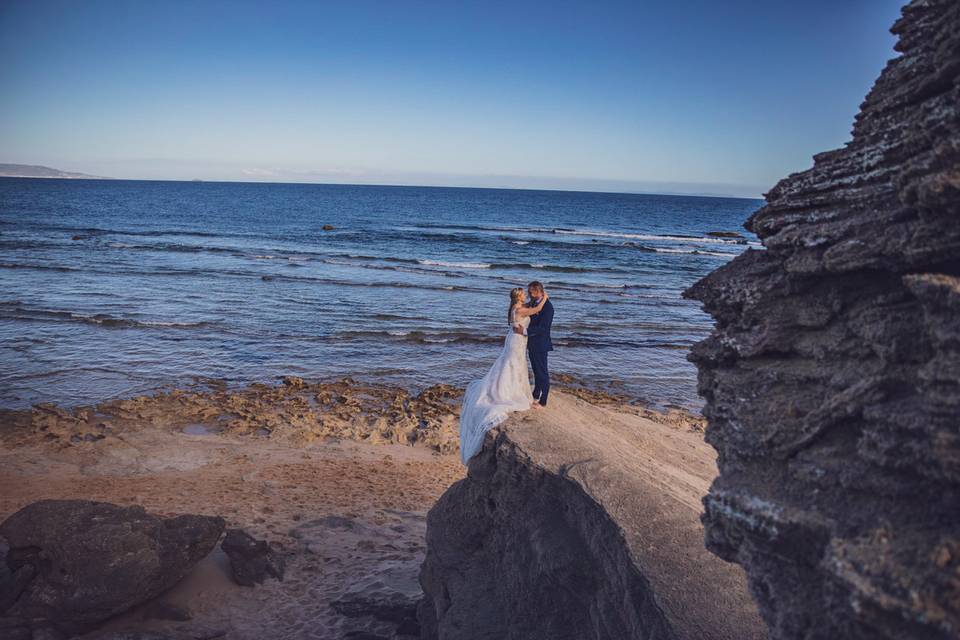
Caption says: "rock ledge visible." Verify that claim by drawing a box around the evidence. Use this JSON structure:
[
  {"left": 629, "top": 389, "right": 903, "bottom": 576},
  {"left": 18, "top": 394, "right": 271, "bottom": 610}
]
[{"left": 418, "top": 393, "right": 764, "bottom": 640}]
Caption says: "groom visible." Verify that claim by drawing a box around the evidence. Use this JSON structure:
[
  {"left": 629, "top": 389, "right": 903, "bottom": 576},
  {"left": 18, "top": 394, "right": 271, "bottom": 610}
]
[{"left": 514, "top": 280, "right": 554, "bottom": 409}]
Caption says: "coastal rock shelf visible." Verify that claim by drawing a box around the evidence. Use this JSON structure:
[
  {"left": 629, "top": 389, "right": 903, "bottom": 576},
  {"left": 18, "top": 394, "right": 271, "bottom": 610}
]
[
  {"left": 3, "top": 377, "right": 463, "bottom": 454},
  {"left": 684, "top": 1, "right": 960, "bottom": 638},
  {"left": 417, "top": 393, "right": 764, "bottom": 640}
]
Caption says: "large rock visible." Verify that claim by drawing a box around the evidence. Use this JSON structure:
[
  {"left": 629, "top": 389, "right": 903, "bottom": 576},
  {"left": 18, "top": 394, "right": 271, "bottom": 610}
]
[
  {"left": 220, "top": 528, "right": 285, "bottom": 586},
  {"left": 683, "top": 1, "right": 960, "bottom": 638},
  {"left": 0, "top": 500, "right": 224, "bottom": 635},
  {"left": 418, "top": 393, "right": 764, "bottom": 640}
]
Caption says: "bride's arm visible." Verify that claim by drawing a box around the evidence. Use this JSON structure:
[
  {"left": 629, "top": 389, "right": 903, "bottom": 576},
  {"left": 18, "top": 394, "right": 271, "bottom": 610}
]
[{"left": 513, "top": 293, "right": 549, "bottom": 319}]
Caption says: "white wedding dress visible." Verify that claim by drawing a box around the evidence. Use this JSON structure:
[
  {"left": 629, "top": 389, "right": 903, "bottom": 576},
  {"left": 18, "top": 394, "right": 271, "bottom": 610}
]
[{"left": 459, "top": 308, "right": 532, "bottom": 464}]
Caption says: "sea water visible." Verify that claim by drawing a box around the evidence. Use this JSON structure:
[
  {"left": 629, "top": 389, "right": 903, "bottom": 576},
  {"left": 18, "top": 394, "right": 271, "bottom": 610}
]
[{"left": 0, "top": 178, "right": 761, "bottom": 410}]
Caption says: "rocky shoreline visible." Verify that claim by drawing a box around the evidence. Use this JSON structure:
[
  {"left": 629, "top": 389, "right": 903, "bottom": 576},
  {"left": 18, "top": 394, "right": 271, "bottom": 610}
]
[
  {"left": 0, "top": 376, "right": 704, "bottom": 640},
  {"left": 1, "top": 374, "right": 704, "bottom": 454}
]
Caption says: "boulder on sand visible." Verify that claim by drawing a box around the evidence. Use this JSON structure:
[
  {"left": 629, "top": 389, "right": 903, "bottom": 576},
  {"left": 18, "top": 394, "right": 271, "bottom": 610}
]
[
  {"left": 0, "top": 500, "right": 224, "bottom": 635},
  {"left": 221, "top": 528, "right": 285, "bottom": 586}
]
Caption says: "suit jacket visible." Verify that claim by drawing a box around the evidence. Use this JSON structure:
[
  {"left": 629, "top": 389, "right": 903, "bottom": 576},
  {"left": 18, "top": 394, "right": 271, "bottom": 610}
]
[{"left": 526, "top": 299, "right": 554, "bottom": 353}]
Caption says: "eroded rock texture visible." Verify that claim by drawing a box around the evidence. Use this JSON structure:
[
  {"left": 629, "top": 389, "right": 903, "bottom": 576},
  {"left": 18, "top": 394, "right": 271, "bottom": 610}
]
[{"left": 684, "top": 1, "right": 960, "bottom": 638}]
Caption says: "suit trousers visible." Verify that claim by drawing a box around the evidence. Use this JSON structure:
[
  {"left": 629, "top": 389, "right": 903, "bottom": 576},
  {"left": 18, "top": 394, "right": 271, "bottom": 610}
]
[{"left": 528, "top": 348, "right": 550, "bottom": 406}]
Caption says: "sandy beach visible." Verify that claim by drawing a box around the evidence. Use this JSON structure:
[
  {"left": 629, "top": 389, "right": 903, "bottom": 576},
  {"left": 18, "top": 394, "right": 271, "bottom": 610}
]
[{"left": 0, "top": 376, "right": 705, "bottom": 639}]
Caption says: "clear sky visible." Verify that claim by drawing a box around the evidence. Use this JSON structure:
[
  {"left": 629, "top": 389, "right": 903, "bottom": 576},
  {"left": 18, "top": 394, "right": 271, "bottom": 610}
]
[{"left": 0, "top": 0, "right": 904, "bottom": 197}]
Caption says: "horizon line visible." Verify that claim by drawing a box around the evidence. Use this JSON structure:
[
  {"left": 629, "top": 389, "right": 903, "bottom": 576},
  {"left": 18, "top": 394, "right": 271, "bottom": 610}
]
[{"left": 0, "top": 174, "right": 766, "bottom": 201}]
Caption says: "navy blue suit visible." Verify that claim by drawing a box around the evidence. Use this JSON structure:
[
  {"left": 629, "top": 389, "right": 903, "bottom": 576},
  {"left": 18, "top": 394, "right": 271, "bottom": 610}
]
[{"left": 526, "top": 298, "right": 554, "bottom": 406}]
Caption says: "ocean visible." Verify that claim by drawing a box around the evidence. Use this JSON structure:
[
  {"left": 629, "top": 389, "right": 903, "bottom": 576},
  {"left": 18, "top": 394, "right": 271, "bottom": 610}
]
[{"left": 0, "top": 178, "right": 761, "bottom": 411}]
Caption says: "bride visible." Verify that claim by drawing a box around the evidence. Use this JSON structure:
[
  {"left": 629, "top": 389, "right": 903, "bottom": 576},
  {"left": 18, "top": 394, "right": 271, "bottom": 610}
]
[{"left": 459, "top": 286, "right": 549, "bottom": 464}]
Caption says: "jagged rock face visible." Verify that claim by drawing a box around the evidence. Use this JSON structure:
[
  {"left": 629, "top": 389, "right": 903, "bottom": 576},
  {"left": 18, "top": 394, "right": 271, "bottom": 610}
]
[
  {"left": 684, "top": 1, "right": 960, "bottom": 638},
  {"left": 0, "top": 500, "right": 224, "bottom": 636}
]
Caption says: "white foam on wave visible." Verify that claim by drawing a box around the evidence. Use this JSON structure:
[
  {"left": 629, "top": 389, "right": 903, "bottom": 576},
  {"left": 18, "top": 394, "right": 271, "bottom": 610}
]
[
  {"left": 554, "top": 229, "right": 735, "bottom": 244},
  {"left": 418, "top": 259, "right": 491, "bottom": 269}
]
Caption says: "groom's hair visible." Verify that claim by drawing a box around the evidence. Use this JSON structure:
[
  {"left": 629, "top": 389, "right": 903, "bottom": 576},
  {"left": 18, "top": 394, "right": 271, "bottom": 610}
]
[{"left": 528, "top": 281, "right": 544, "bottom": 293}]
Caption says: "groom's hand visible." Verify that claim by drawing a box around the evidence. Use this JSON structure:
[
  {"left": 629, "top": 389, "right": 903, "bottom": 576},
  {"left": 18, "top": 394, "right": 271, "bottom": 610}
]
[{"left": 513, "top": 327, "right": 524, "bottom": 335}]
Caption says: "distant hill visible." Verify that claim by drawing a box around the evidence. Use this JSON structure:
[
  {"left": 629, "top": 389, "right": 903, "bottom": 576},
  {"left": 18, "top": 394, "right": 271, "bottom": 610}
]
[{"left": 0, "top": 164, "right": 109, "bottom": 179}]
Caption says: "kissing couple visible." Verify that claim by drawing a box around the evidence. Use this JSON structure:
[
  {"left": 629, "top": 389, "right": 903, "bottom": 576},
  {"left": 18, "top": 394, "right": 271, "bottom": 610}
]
[{"left": 458, "top": 280, "right": 555, "bottom": 464}]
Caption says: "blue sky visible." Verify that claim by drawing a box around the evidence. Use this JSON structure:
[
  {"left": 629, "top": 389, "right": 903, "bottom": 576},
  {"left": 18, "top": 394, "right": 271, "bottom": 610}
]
[{"left": 0, "top": 0, "right": 903, "bottom": 197}]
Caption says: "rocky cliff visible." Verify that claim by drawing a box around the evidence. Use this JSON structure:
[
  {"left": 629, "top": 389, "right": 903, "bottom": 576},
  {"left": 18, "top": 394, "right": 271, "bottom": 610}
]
[
  {"left": 418, "top": 393, "right": 765, "bottom": 640},
  {"left": 683, "top": 1, "right": 960, "bottom": 638}
]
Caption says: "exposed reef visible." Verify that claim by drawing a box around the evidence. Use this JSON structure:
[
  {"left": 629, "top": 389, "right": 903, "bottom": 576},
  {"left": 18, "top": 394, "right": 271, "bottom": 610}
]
[
  {"left": 1, "top": 377, "right": 463, "bottom": 454},
  {"left": 684, "top": 1, "right": 960, "bottom": 638}
]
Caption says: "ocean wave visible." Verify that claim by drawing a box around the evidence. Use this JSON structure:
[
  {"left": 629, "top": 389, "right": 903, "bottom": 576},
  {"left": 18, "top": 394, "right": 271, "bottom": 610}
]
[
  {"left": 489, "top": 262, "right": 599, "bottom": 273},
  {"left": 97, "top": 240, "right": 244, "bottom": 255},
  {"left": 1, "top": 222, "right": 250, "bottom": 241},
  {"left": 0, "top": 262, "right": 80, "bottom": 272},
  {"left": 0, "top": 303, "right": 216, "bottom": 330},
  {"left": 554, "top": 229, "right": 739, "bottom": 244},
  {"left": 258, "top": 273, "right": 490, "bottom": 293},
  {"left": 417, "top": 259, "right": 491, "bottom": 269},
  {"left": 332, "top": 328, "right": 695, "bottom": 350},
  {"left": 405, "top": 222, "right": 750, "bottom": 245},
  {"left": 334, "top": 254, "right": 614, "bottom": 274},
  {"left": 323, "top": 257, "right": 445, "bottom": 276},
  {"left": 337, "top": 329, "right": 503, "bottom": 345},
  {"left": 647, "top": 247, "right": 737, "bottom": 258},
  {"left": 549, "top": 281, "right": 628, "bottom": 290},
  {"left": 398, "top": 223, "right": 538, "bottom": 234}
]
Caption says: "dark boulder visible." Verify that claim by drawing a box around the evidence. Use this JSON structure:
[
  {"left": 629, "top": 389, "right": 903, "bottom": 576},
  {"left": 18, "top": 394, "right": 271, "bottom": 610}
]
[
  {"left": 220, "top": 529, "right": 284, "bottom": 586},
  {"left": 322, "top": 224, "right": 335, "bottom": 231},
  {"left": 0, "top": 500, "right": 223, "bottom": 635}
]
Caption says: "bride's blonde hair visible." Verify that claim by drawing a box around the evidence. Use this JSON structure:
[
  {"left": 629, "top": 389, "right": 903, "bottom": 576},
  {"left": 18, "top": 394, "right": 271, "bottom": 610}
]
[{"left": 508, "top": 287, "right": 525, "bottom": 323}]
